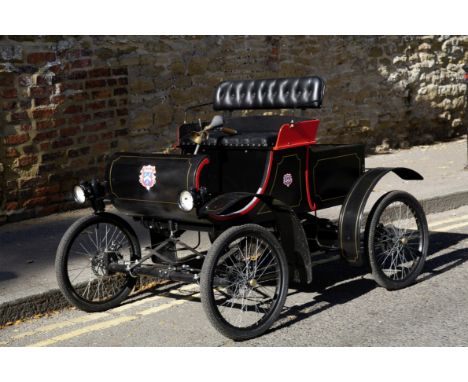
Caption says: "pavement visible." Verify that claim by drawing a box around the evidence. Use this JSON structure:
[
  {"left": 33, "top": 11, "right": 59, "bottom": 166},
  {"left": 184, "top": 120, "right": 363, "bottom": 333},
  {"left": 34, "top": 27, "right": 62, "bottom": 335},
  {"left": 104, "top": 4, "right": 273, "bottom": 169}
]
[{"left": 1, "top": 137, "right": 468, "bottom": 329}]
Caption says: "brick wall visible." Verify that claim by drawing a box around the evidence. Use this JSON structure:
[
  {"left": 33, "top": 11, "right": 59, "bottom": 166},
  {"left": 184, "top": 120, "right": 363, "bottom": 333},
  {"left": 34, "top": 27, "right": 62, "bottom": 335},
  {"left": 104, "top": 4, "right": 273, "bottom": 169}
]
[{"left": 1, "top": 35, "right": 468, "bottom": 223}]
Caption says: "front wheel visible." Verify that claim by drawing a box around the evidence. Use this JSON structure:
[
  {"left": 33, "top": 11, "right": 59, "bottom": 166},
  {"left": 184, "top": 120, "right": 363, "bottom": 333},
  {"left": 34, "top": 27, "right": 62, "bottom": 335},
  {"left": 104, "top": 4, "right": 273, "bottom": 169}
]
[
  {"left": 200, "top": 224, "right": 289, "bottom": 341},
  {"left": 55, "top": 213, "right": 141, "bottom": 312},
  {"left": 366, "top": 191, "right": 428, "bottom": 290}
]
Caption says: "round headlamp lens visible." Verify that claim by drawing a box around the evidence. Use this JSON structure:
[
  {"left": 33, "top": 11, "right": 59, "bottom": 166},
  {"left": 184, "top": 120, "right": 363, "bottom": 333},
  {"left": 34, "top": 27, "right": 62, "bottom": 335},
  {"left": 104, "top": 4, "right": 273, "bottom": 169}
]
[
  {"left": 73, "top": 185, "right": 86, "bottom": 204},
  {"left": 179, "top": 190, "right": 194, "bottom": 212}
]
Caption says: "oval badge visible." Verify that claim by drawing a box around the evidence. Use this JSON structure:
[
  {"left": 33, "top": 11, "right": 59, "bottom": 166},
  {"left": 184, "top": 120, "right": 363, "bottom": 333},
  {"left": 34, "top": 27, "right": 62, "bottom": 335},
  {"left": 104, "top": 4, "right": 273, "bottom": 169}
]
[{"left": 139, "top": 165, "right": 157, "bottom": 191}]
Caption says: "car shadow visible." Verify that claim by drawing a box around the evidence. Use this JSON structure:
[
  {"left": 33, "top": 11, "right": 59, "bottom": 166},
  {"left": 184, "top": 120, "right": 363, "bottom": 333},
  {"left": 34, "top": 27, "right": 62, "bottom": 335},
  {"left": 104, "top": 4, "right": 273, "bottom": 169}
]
[
  {"left": 268, "top": 230, "right": 468, "bottom": 335},
  {"left": 0, "top": 272, "right": 17, "bottom": 283}
]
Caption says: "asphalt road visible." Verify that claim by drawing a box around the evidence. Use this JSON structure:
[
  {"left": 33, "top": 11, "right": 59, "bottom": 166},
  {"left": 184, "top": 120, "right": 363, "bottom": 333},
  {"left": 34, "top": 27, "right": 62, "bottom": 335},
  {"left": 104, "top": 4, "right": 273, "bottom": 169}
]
[{"left": 1, "top": 206, "right": 468, "bottom": 347}]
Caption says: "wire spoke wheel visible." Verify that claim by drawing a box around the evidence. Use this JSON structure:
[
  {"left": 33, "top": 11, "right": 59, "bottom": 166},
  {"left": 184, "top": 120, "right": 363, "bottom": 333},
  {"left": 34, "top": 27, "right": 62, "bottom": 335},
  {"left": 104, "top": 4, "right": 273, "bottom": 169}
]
[
  {"left": 366, "top": 191, "right": 428, "bottom": 290},
  {"left": 201, "top": 224, "right": 288, "bottom": 341},
  {"left": 56, "top": 214, "right": 140, "bottom": 312}
]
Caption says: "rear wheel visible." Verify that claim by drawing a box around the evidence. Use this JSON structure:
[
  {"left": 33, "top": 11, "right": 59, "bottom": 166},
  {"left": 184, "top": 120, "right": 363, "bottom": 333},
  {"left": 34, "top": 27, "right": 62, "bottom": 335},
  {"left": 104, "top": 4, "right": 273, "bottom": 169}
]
[
  {"left": 200, "top": 224, "right": 289, "bottom": 341},
  {"left": 55, "top": 213, "right": 140, "bottom": 312},
  {"left": 366, "top": 191, "right": 428, "bottom": 290}
]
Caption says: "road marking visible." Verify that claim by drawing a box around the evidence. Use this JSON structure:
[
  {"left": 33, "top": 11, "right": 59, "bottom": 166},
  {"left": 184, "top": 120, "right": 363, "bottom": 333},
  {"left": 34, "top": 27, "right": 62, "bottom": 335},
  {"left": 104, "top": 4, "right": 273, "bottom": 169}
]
[
  {"left": 429, "top": 214, "right": 468, "bottom": 229},
  {"left": 27, "top": 294, "right": 197, "bottom": 347},
  {"left": 28, "top": 315, "right": 138, "bottom": 347},
  {"left": 110, "top": 294, "right": 164, "bottom": 313},
  {"left": 9, "top": 312, "right": 110, "bottom": 341},
  {"left": 138, "top": 299, "right": 187, "bottom": 316},
  {"left": 432, "top": 220, "right": 468, "bottom": 232}
]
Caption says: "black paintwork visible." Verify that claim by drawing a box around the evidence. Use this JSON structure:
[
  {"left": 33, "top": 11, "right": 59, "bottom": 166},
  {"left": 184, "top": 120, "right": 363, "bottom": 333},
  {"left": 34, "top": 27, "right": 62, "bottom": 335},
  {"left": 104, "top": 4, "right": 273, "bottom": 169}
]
[
  {"left": 309, "top": 144, "right": 365, "bottom": 209},
  {"left": 105, "top": 152, "right": 210, "bottom": 224},
  {"left": 338, "top": 167, "right": 424, "bottom": 266}
]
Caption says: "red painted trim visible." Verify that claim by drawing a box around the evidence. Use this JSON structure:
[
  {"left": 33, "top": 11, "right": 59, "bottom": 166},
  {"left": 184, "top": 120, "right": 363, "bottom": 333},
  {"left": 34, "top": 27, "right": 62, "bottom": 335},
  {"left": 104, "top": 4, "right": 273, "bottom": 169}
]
[
  {"left": 465, "top": 74, "right": 468, "bottom": 79},
  {"left": 211, "top": 151, "right": 274, "bottom": 221},
  {"left": 195, "top": 158, "right": 210, "bottom": 191},
  {"left": 305, "top": 146, "right": 316, "bottom": 212},
  {"left": 273, "top": 119, "right": 319, "bottom": 151}
]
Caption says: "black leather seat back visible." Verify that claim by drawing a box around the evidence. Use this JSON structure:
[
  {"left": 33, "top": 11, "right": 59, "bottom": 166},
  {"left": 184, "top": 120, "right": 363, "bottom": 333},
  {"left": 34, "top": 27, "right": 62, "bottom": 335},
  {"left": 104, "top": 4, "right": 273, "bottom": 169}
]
[{"left": 213, "top": 76, "right": 325, "bottom": 111}]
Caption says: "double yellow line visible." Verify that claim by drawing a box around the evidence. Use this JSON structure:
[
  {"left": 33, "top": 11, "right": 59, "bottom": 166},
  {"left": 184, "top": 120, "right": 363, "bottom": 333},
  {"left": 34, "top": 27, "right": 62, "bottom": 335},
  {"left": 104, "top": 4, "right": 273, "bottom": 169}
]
[
  {"left": 0, "top": 286, "right": 199, "bottom": 347},
  {"left": 429, "top": 214, "right": 468, "bottom": 232}
]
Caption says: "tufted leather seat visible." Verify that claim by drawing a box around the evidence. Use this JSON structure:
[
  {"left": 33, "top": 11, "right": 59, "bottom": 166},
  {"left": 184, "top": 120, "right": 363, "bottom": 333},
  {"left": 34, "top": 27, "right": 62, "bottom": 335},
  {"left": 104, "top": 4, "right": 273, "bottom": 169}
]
[
  {"left": 180, "top": 130, "right": 277, "bottom": 148},
  {"left": 220, "top": 132, "right": 277, "bottom": 147},
  {"left": 213, "top": 76, "right": 325, "bottom": 111}
]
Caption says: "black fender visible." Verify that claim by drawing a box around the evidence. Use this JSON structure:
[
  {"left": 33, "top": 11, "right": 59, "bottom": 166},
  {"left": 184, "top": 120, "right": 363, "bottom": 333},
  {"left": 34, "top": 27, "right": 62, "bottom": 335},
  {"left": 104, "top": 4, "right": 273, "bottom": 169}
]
[
  {"left": 338, "top": 167, "right": 423, "bottom": 266},
  {"left": 200, "top": 192, "right": 313, "bottom": 284},
  {"left": 94, "top": 211, "right": 140, "bottom": 245}
]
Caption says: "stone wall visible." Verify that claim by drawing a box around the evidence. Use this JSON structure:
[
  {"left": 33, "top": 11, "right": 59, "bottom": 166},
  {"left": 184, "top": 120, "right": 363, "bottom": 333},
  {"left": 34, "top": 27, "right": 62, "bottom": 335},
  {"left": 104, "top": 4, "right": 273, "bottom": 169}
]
[{"left": 1, "top": 35, "right": 468, "bottom": 223}]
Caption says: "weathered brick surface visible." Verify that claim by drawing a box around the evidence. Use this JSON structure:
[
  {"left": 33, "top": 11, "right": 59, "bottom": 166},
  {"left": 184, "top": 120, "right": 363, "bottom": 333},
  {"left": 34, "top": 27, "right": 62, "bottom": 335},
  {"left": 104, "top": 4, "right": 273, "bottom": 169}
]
[{"left": 1, "top": 35, "right": 468, "bottom": 223}]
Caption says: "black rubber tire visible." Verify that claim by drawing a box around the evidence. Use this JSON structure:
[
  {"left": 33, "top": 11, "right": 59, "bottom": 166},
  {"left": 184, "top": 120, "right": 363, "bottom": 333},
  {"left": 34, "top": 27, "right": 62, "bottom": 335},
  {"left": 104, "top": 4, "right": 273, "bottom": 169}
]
[
  {"left": 200, "top": 224, "right": 289, "bottom": 341},
  {"left": 366, "top": 191, "right": 428, "bottom": 290},
  {"left": 55, "top": 213, "right": 141, "bottom": 312}
]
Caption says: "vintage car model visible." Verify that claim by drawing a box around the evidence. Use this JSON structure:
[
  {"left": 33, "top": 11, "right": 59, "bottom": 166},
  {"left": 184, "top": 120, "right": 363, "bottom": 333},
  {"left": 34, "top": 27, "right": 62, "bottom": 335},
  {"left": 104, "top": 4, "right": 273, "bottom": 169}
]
[{"left": 55, "top": 76, "right": 429, "bottom": 340}]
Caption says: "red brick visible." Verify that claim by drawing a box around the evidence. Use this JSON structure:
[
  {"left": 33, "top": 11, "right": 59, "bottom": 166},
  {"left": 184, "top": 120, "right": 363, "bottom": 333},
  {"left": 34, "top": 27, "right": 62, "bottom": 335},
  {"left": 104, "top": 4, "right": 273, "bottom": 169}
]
[
  {"left": 50, "top": 94, "right": 66, "bottom": 105},
  {"left": 94, "top": 110, "right": 114, "bottom": 119},
  {"left": 86, "top": 101, "right": 106, "bottom": 110},
  {"left": 49, "top": 63, "right": 69, "bottom": 74},
  {"left": 57, "top": 82, "right": 83, "bottom": 92},
  {"left": 36, "top": 120, "right": 54, "bottom": 130},
  {"left": 92, "top": 90, "right": 112, "bottom": 99},
  {"left": 69, "top": 92, "right": 89, "bottom": 102},
  {"left": 107, "top": 78, "right": 118, "bottom": 86},
  {"left": 118, "top": 77, "right": 128, "bottom": 85},
  {"left": 52, "top": 138, "right": 74, "bottom": 149},
  {"left": 112, "top": 68, "right": 127, "bottom": 76},
  {"left": 2, "top": 88, "right": 17, "bottom": 98},
  {"left": 115, "top": 128, "right": 128, "bottom": 137},
  {"left": 0, "top": 73, "right": 15, "bottom": 87},
  {"left": 36, "top": 75, "right": 53, "bottom": 86},
  {"left": 17, "top": 155, "right": 38, "bottom": 167},
  {"left": 71, "top": 58, "right": 92, "bottom": 69},
  {"left": 64, "top": 105, "right": 83, "bottom": 114},
  {"left": 30, "top": 86, "right": 52, "bottom": 98},
  {"left": 69, "top": 114, "right": 90, "bottom": 124},
  {"left": 117, "top": 108, "right": 128, "bottom": 116},
  {"left": 5, "top": 147, "right": 19, "bottom": 158},
  {"left": 33, "top": 108, "right": 55, "bottom": 119},
  {"left": 119, "top": 99, "right": 127, "bottom": 106},
  {"left": 23, "top": 145, "right": 37, "bottom": 154},
  {"left": 34, "top": 98, "right": 51, "bottom": 107},
  {"left": 108, "top": 99, "right": 117, "bottom": 107},
  {"left": 5, "top": 202, "right": 19, "bottom": 211},
  {"left": 68, "top": 70, "right": 87, "bottom": 80},
  {"left": 34, "top": 184, "right": 61, "bottom": 197},
  {"left": 27, "top": 52, "right": 56, "bottom": 65},
  {"left": 4, "top": 133, "right": 29, "bottom": 145},
  {"left": 34, "top": 130, "right": 57, "bottom": 142},
  {"left": 11, "top": 111, "right": 29, "bottom": 122},
  {"left": 101, "top": 131, "right": 113, "bottom": 140},
  {"left": 81, "top": 49, "right": 93, "bottom": 57},
  {"left": 2, "top": 100, "right": 16, "bottom": 110},
  {"left": 60, "top": 126, "right": 80, "bottom": 137},
  {"left": 40, "top": 142, "right": 50, "bottom": 151},
  {"left": 42, "top": 151, "right": 65, "bottom": 162},
  {"left": 87, "top": 134, "right": 99, "bottom": 143},
  {"left": 20, "top": 124, "right": 32, "bottom": 132},
  {"left": 89, "top": 68, "right": 111, "bottom": 78},
  {"left": 86, "top": 79, "right": 106, "bottom": 89},
  {"left": 84, "top": 122, "right": 107, "bottom": 132},
  {"left": 68, "top": 146, "right": 90, "bottom": 158},
  {"left": 114, "top": 88, "right": 128, "bottom": 96},
  {"left": 22, "top": 196, "right": 48, "bottom": 208},
  {"left": 93, "top": 142, "right": 109, "bottom": 152}
]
